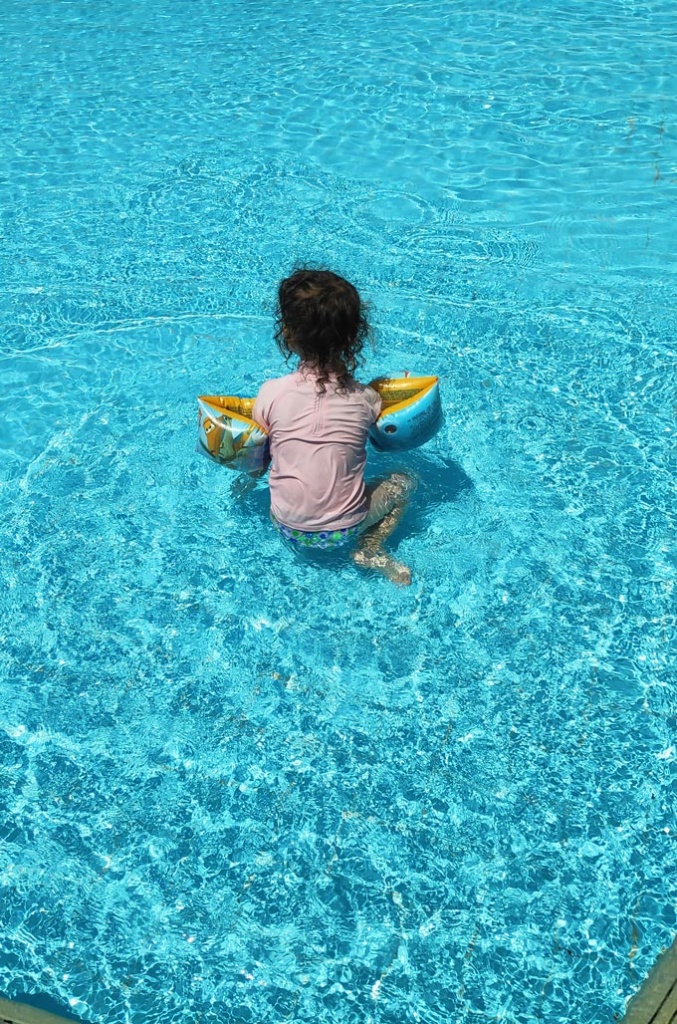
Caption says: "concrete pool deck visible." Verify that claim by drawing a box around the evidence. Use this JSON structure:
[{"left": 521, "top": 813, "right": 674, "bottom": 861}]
[
  {"left": 622, "top": 936, "right": 677, "bottom": 1024},
  {"left": 0, "top": 998, "right": 83, "bottom": 1024}
]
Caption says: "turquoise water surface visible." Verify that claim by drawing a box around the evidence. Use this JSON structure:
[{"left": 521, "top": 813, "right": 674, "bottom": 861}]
[{"left": 1, "top": 1, "right": 676, "bottom": 1022}]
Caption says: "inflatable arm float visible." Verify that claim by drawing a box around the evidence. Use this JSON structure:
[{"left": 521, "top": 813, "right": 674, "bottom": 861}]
[
  {"left": 196, "top": 395, "right": 271, "bottom": 474},
  {"left": 197, "top": 374, "right": 442, "bottom": 473},
  {"left": 368, "top": 373, "right": 442, "bottom": 452}
]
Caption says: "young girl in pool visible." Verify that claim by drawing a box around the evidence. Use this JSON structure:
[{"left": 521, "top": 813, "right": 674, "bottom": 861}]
[{"left": 252, "top": 268, "right": 416, "bottom": 586}]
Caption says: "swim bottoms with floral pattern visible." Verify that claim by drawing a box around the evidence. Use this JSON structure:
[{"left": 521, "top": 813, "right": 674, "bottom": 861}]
[{"left": 271, "top": 516, "right": 364, "bottom": 550}]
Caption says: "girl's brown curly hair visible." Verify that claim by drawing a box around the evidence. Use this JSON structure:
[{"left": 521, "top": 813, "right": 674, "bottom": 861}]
[{"left": 274, "top": 269, "right": 371, "bottom": 393}]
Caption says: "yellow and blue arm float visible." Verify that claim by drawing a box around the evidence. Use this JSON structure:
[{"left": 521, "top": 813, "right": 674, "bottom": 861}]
[
  {"left": 367, "top": 373, "right": 442, "bottom": 452},
  {"left": 196, "top": 395, "right": 271, "bottom": 474},
  {"left": 197, "top": 374, "right": 442, "bottom": 474}
]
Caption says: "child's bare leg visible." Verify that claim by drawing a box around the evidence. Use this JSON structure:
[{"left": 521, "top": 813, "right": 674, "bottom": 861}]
[
  {"left": 352, "top": 473, "right": 416, "bottom": 586},
  {"left": 353, "top": 516, "right": 411, "bottom": 585}
]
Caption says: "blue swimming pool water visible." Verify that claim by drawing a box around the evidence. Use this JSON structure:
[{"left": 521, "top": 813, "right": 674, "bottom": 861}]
[{"left": 1, "top": 1, "right": 675, "bottom": 1021}]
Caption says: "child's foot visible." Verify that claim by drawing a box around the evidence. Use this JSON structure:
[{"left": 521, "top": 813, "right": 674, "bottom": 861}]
[{"left": 352, "top": 548, "right": 412, "bottom": 586}]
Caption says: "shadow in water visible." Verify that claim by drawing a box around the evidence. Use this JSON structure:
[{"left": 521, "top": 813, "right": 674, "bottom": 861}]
[{"left": 397, "top": 450, "right": 474, "bottom": 505}]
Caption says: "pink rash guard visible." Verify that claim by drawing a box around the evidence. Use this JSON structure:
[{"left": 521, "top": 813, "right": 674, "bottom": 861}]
[{"left": 252, "top": 365, "right": 382, "bottom": 531}]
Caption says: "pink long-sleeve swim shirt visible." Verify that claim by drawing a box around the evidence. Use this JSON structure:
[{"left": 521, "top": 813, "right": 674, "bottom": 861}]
[{"left": 252, "top": 365, "right": 382, "bottom": 531}]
